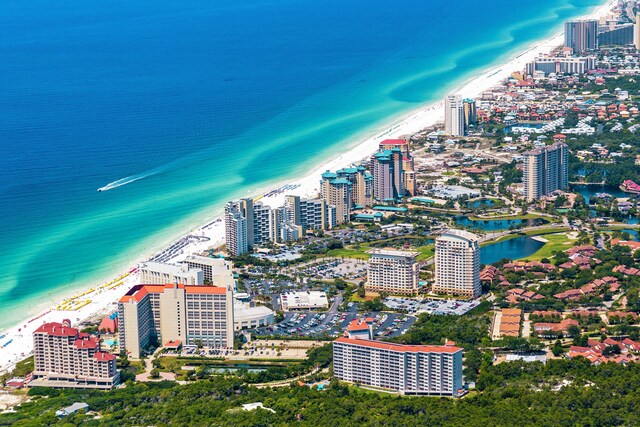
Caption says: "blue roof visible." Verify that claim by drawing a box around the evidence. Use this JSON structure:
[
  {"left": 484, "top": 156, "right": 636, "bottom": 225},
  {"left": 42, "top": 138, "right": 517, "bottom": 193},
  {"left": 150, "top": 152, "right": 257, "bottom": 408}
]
[
  {"left": 331, "top": 179, "right": 352, "bottom": 185},
  {"left": 412, "top": 197, "right": 435, "bottom": 204},
  {"left": 373, "top": 205, "right": 408, "bottom": 212},
  {"left": 322, "top": 171, "right": 338, "bottom": 179}
]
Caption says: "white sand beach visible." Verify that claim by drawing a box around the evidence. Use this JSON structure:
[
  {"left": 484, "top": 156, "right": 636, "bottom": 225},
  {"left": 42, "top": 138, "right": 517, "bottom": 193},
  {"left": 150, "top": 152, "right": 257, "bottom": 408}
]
[{"left": 0, "top": 0, "right": 617, "bottom": 373}]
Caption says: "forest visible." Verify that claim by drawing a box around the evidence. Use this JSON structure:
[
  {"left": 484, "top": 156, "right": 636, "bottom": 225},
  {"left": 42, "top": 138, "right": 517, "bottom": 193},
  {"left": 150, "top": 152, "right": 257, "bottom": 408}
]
[{"left": 3, "top": 357, "right": 640, "bottom": 426}]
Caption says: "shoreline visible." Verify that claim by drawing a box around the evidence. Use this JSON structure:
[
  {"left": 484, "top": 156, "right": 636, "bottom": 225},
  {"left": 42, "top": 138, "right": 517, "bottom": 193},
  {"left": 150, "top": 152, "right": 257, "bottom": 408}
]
[{"left": 0, "top": 0, "right": 616, "bottom": 373}]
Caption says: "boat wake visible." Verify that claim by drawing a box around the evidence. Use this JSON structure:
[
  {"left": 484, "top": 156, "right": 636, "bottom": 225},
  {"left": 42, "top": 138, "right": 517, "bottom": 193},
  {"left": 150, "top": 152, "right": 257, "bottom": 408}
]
[{"left": 97, "top": 171, "right": 159, "bottom": 192}]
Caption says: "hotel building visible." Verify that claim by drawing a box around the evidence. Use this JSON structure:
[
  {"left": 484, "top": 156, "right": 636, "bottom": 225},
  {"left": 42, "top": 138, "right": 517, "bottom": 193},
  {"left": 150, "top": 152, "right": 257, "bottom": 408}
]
[
  {"left": 118, "top": 283, "right": 234, "bottom": 358},
  {"left": 139, "top": 261, "right": 204, "bottom": 286},
  {"left": 320, "top": 174, "right": 352, "bottom": 225},
  {"left": 31, "top": 321, "right": 119, "bottom": 389},
  {"left": 371, "top": 148, "right": 405, "bottom": 203},
  {"left": 224, "top": 201, "right": 249, "bottom": 256},
  {"left": 463, "top": 98, "right": 477, "bottom": 131},
  {"left": 366, "top": 249, "right": 419, "bottom": 295},
  {"left": 333, "top": 335, "right": 463, "bottom": 396},
  {"left": 444, "top": 94, "right": 465, "bottom": 137},
  {"left": 181, "top": 255, "right": 234, "bottom": 287},
  {"left": 525, "top": 56, "right": 596, "bottom": 76},
  {"left": 565, "top": 19, "right": 598, "bottom": 52},
  {"left": 523, "top": 142, "right": 569, "bottom": 201},
  {"left": 434, "top": 229, "right": 481, "bottom": 298}
]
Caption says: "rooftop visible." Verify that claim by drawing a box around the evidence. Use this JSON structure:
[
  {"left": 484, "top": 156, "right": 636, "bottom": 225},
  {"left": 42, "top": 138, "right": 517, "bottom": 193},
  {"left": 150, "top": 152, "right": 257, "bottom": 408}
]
[{"left": 335, "top": 337, "right": 462, "bottom": 354}]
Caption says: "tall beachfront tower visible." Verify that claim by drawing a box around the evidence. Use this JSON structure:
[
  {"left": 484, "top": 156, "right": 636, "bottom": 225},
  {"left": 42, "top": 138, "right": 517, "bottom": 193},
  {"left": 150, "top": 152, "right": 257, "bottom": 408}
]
[
  {"left": 444, "top": 94, "right": 464, "bottom": 137},
  {"left": 635, "top": 14, "right": 640, "bottom": 51},
  {"left": 434, "top": 229, "right": 480, "bottom": 298},
  {"left": 320, "top": 173, "right": 352, "bottom": 225},
  {"left": 523, "top": 142, "right": 569, "bottom": 202},
  {"left": 462, "top": 98, "right": 477, "bottom": 132},
  {"left": 224, "top": 201, "right": 249, "bottom": 256},
  {"left": 366, "top": 249, "right": 420, "bottom": 295},
  {"left": 371, "top": 148, "right": 405, "bottom": 203},
  {"left": 565, "top": 19, "right": 598, "bottom": 53}
]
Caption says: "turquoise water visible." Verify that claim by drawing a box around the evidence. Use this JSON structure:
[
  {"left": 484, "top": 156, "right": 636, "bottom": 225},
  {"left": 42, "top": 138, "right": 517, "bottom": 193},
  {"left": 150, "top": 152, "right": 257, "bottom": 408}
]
[
  {"left": 0, "top": 0, "right": 602, "bottom": 330},
  {"left": 480, "top": 236, "right": 546, "bottom": 265}
]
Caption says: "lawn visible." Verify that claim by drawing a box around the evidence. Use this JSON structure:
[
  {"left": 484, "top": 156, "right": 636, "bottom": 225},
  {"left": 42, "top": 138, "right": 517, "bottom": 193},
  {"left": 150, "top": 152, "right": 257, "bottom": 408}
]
[
  {"left": 521, "top": 233, "right": 574, "bottom": 261},
  {"left": 325, "top": 247, "right": 370, "bottom": 260}
]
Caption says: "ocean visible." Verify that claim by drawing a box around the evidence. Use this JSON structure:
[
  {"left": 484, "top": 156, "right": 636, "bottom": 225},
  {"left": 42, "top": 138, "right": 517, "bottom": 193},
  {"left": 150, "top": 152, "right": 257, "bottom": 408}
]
[{"left": 0, "top": 0, "right": 601, "bottom": 330}]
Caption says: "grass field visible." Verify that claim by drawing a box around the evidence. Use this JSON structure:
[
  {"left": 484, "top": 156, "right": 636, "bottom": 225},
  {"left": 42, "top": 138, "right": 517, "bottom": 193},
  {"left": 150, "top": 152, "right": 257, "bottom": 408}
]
[{"left": 522, "top": 233, "right": 575, "bottom": 261}]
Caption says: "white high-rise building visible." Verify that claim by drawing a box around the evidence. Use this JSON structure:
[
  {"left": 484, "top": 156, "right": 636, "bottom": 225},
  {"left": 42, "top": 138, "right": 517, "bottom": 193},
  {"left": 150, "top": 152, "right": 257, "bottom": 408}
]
[
  {"left": 434, "top": 229, "right": 481, "bottom": 298},
  {"left": 224, "top": 201, "right": 248, "bottom": 256},
  {"left": 366, "top": 249, "right": 419, "bottom": 295},
  {"left": 444, "top": 94, "right": 465, "bottom": 137}
]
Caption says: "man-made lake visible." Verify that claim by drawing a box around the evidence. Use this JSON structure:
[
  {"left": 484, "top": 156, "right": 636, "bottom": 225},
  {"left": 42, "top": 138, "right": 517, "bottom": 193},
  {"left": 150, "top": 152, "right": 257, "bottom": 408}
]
[
  {"left": 480, "top": 236, "right": 545, "bottom": 265},
  {"left": 573, "top": 184, "right": 629, "bottom": 200},
  {"left": 467, "top": 199, "right": 496, "bottom": 209},
  {"left": 455, "top": 216, "right": 547, "bottom": 231}
]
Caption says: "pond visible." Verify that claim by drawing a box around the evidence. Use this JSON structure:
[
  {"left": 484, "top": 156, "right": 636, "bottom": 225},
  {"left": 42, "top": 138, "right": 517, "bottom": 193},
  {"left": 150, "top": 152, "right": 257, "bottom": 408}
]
[
  {"left": 480, "top": 236, "right": 545, "bottom": 265},
  {"left": 455, "top": 216, "right": 547, "bottom": 231},
  {"left": 572, "top": 184, "right": 629, "bottom": 200},
  {"left": 467, "top": 199, "right": 496, "bottom": 209}
]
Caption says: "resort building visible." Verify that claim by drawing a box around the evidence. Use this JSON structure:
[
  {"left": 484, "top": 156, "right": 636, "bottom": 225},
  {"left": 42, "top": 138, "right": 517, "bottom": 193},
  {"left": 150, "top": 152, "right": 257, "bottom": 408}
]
[
  {"left": 598, "top": 23, "right": 634, "bottom": 46},
  {"left": 523, "top": 142, "right": 569, "bottom": 201},
  {"left": 463, "top": 98, "right": 477, "bottom": 132},
  {"left": 444, "top": 94, "right": 464, "bottom": 137},
  {"left": 31, "top": 321, "right": 119, "bottom": 389},
  {"left": 320, "top": 173, "right": 352, "bottom": 225},
  {"left": 118, "top": 283, "right": 234, "bottom": 358},
  {"left": 181, "top": 255, "right": 235, "bottom": 287},
  {"left": 525, "top": 56, "right": 596, "bottom": 76},
  {"left": 434, "top": 229, "right": 481, "bottom": 298},
  {"left": 139, "top": 261, "right": 204, "bottom": 286},
  {"left": 333, "top": 334, "right": 464, "bottom": 396},
  {"left": 284, "top": 195, "right": 333, "bottom": 231},
  {"left": 224, "top": 201, "right": 249, "bottom": 256},
  {"left": 366, "top": 249, "right": 420, "bottom": 295},
  {"left": 565, "top": 19, "right": 598, "bottom": 52},
  {"left": 371, "top": 148, "right": 405, "bottom": 203}
]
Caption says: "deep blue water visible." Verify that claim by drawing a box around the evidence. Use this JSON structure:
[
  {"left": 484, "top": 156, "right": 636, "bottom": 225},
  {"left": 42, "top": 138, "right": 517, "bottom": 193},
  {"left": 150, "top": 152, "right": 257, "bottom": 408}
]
[
  {"left": 0, "top": 0, "right": 603, "bottom": 329},
  {"left": 480, "top": 236, "right": 545, "bottom": 265}
]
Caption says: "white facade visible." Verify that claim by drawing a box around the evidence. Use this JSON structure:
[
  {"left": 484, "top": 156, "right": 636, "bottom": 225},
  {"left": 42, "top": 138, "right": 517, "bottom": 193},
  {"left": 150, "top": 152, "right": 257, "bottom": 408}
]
[
  {"left": 366, "top": 249, "right": 419, "bottom": 295},
  {"left": 139, "top": 261, "right": 203, "bottom": 286},
  {"left": 434, "top": 229, "right": 481, "bottom": 298},
  {"left": 234, "top": 301, "right": 275, "bottom": 330},
  {"left": 280, "top": 291, "right": 329, "bottom": 310},
  {"left": 333, "top": 337, "right": 463, "bottom": 396},
  {"left": 181, "top": 255, "right": 235, "bottom": 287},
  {"left": 224, "top": 201, "right": 248, "bottom": 256},
  {"left": 444, "top": 94, "right": 465, "bottom": 137}
]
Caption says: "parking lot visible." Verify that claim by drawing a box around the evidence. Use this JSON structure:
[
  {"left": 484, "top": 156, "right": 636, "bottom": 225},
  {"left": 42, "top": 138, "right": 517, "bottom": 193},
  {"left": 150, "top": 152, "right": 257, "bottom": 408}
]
[
  {"left": 286, "top": 258, "right": 367, "bottom": 281},
  {"left": 253, "top": 310, "right": 415, "bottom": 339},
  {"left": 383, "top": 297, "right": 481, "bottom": 316}
]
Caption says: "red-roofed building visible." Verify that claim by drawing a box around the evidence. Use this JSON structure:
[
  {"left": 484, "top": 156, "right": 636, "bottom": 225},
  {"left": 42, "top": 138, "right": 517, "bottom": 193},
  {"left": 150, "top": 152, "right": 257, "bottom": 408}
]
[
  {"left": 333, "top": 336, "right": 463, "bottom": 396},
  {"left": 98, "top": 316, "right": 117, "bottom": 334},
  {"left": 31, "top": 322, "right": 118, "bottom": 389}
]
